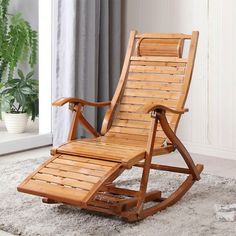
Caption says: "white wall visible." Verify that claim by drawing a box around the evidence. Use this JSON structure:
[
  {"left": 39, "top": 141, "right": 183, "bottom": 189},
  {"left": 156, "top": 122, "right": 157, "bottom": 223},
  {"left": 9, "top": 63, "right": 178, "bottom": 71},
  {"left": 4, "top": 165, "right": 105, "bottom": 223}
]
[
  {"left": 122, "top": 0, "right": 236, "bottom": 160},
  {"left": 8, "top": 0, "right": 38, "bottom": 30}
]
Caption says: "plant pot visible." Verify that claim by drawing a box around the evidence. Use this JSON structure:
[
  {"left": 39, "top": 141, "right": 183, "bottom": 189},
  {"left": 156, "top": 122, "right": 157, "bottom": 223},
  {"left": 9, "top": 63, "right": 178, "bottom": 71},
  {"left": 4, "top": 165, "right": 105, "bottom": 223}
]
[
  {"left": 1, "top": 111, "right": 5, "bottom": 121},
  {"left": 0, "top": 103, "right": 4, "bottom": 121},
  {"left": 4, "top": 113, "right": 29, "bottom": 134}
]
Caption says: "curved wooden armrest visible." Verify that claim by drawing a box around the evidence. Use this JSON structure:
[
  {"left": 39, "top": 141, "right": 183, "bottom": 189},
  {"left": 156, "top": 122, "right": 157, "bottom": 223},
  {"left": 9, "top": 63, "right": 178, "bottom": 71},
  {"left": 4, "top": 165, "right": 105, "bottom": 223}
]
[
  {"left": 52, "top": 97, "right": 111, "bottom": 107},
  {"left": 140, "top": 103, "right": 189, "bottom": 114}
]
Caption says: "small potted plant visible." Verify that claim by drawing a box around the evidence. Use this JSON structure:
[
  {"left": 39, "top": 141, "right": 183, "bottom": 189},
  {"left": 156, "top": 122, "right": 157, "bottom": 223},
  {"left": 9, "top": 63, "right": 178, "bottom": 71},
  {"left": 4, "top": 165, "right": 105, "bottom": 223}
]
[
  {"left": 0, "top": 0, "right": 38, "bottom": 119},
  {"left": 0, "top": 69, "right": 38, "bottom": 133}
]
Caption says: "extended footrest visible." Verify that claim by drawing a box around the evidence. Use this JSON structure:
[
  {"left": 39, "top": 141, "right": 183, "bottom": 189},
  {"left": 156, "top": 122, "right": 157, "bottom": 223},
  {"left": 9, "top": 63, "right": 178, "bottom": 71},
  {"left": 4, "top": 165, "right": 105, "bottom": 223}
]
[{"left": 17, "top": 154, "right": 122, "bottom": 206}]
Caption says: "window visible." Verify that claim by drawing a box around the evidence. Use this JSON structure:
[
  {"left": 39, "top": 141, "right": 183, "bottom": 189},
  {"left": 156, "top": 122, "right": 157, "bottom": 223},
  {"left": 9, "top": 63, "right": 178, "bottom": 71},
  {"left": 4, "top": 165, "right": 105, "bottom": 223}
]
[{"left": 0, "top": 0, "right": 52, "bottom": 155}]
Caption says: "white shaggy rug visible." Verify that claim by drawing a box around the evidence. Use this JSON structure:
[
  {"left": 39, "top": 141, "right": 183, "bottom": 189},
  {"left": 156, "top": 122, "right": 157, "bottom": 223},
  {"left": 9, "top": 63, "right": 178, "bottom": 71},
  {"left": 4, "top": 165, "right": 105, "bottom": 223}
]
[{"left": 0, "top": 156, "right": 236, "bottom": 236}]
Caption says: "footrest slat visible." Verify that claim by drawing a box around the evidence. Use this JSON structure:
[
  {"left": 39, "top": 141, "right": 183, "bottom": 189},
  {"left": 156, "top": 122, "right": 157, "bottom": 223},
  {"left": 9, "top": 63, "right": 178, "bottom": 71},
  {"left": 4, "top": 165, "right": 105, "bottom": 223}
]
[{"left": 17, "top": 154, "right": 122, "bottom": 206}]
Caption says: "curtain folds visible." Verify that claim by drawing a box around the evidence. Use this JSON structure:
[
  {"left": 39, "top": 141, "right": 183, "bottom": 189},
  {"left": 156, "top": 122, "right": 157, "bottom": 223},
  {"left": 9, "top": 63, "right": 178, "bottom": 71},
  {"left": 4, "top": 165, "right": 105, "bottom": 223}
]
[{"left": 52, "top": 0, "right": 121, "bottom": 146}]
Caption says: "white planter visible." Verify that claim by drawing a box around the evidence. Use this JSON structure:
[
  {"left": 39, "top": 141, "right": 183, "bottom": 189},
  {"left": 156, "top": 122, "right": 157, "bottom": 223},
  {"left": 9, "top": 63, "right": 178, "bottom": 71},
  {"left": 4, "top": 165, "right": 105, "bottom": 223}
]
[
  {"left": 1, "top": 111, "right": 5, "bottom": 121},
  {"left": 4, "top": 113, "right": 29, "bottom": 134}
]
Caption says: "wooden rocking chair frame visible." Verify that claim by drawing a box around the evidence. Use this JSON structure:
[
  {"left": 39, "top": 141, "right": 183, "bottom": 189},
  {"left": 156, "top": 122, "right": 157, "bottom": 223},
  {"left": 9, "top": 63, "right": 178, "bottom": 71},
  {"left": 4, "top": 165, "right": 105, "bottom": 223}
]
[{"left": 18, "top": 31, "right": 203, "bottom": 222}]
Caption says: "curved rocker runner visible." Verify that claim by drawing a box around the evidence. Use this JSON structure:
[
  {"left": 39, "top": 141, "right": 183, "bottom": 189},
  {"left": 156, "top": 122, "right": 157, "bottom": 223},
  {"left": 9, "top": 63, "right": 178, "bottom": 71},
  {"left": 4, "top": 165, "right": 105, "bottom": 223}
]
[{"left": 17, "top": 31, "right": 203, "bottom": 222}]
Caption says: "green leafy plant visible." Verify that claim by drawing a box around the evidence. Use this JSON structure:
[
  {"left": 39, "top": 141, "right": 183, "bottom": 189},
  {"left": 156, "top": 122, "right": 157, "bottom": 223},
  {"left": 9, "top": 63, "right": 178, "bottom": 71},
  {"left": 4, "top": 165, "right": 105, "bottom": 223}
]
[
  {"left": 0, "top": 0, "right": 10, "bottom": 81},
  {"left": 0, "top": 69, "right": 38, "bottom": 121},
  {"left": 0, "top": 0, "right": 38, "bottom": 81}
]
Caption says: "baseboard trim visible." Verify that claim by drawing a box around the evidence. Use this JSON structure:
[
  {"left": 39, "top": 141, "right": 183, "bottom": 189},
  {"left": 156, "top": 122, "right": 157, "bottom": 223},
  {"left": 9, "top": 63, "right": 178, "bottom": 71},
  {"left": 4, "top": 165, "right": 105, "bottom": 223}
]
[
  {"left": 0, "top": 133, "right": 52, "bottom": 156},
  {"left": 183, "top": 141, "right": 236, "bottom": 161}
]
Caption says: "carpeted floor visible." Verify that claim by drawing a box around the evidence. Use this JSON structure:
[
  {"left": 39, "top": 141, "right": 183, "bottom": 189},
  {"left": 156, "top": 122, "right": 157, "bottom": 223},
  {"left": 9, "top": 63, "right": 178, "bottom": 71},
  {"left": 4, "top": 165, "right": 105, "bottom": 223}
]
[{"left": 0, "top": 156, "right": 235, "bottom": 236}]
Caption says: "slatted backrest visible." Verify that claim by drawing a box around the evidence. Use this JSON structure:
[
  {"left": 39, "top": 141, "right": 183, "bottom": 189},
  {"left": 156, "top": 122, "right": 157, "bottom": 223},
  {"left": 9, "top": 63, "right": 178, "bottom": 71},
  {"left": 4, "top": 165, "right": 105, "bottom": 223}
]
[{"left": 102, "top": 31, "right": 198, "bottom": 144}]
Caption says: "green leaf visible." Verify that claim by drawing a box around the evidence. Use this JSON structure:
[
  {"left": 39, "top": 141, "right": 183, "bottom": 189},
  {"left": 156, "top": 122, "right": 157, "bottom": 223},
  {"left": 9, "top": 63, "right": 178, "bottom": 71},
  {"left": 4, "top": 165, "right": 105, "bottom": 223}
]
[
  {"left": 27, "top": 79, "right": 38, "bottom": 86},
  {"left": 21, "top": 86, "right": 32, "bottom": 94},
  {"left": 0, "top": 6, "right": 38, "bottom": 81},
  {"left": 17, "top": 69, "right": 24, "bottom": 79},
  {"left": 1, "top": 88, "right": 12, "bottom": 94},
  {"left": 5, "top": 78, "right": 21, "bottom": 86},
  {"left": 14, "top": 90, "right": 25, "bottom": 107},
  {"left": 26, "top": 70, "right": 34, "bottom": 80}
]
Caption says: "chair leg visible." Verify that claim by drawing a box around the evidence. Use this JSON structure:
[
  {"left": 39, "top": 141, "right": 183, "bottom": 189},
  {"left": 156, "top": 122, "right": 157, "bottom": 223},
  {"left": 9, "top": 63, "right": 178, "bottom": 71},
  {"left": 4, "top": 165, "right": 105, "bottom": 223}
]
[
  {"left": 123, "top": 111, "right": 203, "bottom": 221},
  {"left": 42, "top": 198, "right": 58, "bottom": 204},
  {"left": 136, "top": 115, "right": 159, "bottom": 215},
  {"left": 158, "top": 111, "right": 200, "bottom": 180},
  {"left": 121, "top": 164, "right": 203, "bottom": 222}
]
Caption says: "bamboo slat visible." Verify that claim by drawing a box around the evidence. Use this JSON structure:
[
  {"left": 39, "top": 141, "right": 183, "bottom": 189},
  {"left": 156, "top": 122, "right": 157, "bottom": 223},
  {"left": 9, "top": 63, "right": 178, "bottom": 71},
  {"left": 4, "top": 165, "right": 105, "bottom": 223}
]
[
  {"left": 39, "top": 167, "right": 100, "bottom": 183},
  {"left": 46, "top": 162, "right": 105, "bottom": 177},
  {"left": 129, "top": 65, "right": 185, "bottom": 74},
  {"left": 126, "top": 81, "right": 183, "bottom": 91},
  {"left": 128, "top": 73, "right": 184, "bottom": 83},
  {"left": 33, "top": 173, "right": 94, "bottom": 190}
]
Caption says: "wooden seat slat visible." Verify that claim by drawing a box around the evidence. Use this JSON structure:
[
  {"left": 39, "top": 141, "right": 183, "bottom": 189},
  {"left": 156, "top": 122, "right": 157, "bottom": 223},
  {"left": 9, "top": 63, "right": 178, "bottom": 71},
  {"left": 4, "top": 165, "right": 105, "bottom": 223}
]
[
  {"left": 39, "top": 167, "right": 100, "bottom": 183},
  {"left": 84, "top": 136, "right": 166, "bottom": 150},
  {"left": 128, "top": 73, "right": 184, "bottom": 83},
  {"left": 105, "top": 134, "right": 167, "bottom": 151},
  {"left": 53, "top": 158, "right": 112, "bottom": 171},
  {"left": 121, "top": 96, "right": 179, "bottom": 106},
  {"left": 130, "top": 60, "right": 186, "bottom": 67},
  {"left": 19, "top": 179, "right": 88, "bottom": 203},
  {"left": 80, "top": 138, "right": 144, "bottom": 151},
  {"left": 46, "top": 162, "right": 106, "bottom": 177},
  {"left": 109, "top": 126, "right": 167, "bottom": 138},
  {"left": 116, "top": 112, "right": 172, "bottom": 122},
  {"left": 56, "top": 154, "right": 117, "bottom": 167},
  {"left": 131, "top": 56, "right": 188, "bottom": 62},
  {"left": 124, "top": 89, "right": 181, "bottom": 99},
  {"left": 119, "top": 104, "right": 178, "bottom": 114},
  {"left": 33, "top": 173, "right": 95, "bottom": 191},
  {"left": 113, "top": 119, "right": 175, "bottom": 130},
  {"left": 59, "top": 141, "right": 143, "bottom": 155},
  {"left": 126, "top": 81, "right": 183, "bottom": 91},
  {"left": 57, "top": 145, "right": 145, "bottom": 165},
  {"left": 129, "top": 65, "right": 185, "bottom": 74}
]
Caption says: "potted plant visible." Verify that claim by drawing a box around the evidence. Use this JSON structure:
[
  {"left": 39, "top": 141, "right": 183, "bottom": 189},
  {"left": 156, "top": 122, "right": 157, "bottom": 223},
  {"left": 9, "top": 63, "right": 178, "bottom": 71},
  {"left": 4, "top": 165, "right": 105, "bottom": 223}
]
[
  {"left": 0, "top": 69, "right": 38, "bottom": 133},
  {"left": 0, "top": 0, "right": 38, "bottom": 119}
]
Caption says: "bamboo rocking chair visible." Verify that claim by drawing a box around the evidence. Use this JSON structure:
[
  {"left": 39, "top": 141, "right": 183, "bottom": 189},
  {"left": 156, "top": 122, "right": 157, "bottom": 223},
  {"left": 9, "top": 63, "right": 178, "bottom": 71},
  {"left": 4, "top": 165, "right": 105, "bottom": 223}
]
[{"left": 18, "top": 31, "right": 203, "bottom": 222}]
